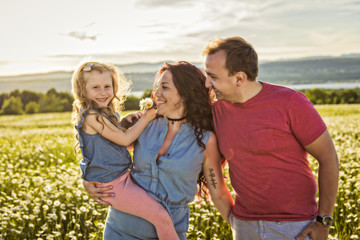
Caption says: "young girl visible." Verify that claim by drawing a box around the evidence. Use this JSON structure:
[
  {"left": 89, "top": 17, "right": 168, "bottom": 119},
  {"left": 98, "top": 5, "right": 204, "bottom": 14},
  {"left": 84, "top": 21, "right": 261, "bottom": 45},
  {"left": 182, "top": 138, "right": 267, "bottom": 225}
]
[{"left": 71, "top": 61, "right": 179, "bottom": 240}]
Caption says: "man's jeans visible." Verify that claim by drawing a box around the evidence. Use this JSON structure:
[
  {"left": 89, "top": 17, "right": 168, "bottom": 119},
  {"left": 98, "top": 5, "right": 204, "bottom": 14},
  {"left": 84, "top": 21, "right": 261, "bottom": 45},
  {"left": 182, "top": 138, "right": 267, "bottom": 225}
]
[{"left": 229, "top": 213, "right": 315, "bottom": 240}]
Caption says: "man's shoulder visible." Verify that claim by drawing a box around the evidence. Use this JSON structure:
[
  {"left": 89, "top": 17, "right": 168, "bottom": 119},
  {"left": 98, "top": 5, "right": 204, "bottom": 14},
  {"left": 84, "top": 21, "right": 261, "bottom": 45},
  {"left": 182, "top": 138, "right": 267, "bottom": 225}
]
[
  {"left": 212, "top": 100, "right": 232, "bottom": 108},
  {"left": 266, "top": 82, "right": 310, "bottom": 105},
  {"left": 212, "top": 100, "right": 234, "bottom": 114},
  {"left": 262, "top": 81, "right": 297, "bottom": 95},
  {"left": 261, "top": 82, "right": 303, "bottom": 104}
]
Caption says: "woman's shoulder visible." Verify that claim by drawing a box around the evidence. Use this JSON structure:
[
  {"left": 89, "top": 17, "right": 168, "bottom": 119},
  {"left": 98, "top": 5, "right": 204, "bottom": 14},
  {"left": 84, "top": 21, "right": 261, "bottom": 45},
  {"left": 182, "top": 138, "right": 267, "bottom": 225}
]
[
  {"left": 206, "top": 132, "right": 216, "bottom": 144},
  {"left": 148, "top": 116, "right": 165, "bottom": 126},
  {"left": 138, "top": 116, "right": 165, "bottom": 135},
  {"left": 202, "top": 130, "right": 214, "bottom": 146}
]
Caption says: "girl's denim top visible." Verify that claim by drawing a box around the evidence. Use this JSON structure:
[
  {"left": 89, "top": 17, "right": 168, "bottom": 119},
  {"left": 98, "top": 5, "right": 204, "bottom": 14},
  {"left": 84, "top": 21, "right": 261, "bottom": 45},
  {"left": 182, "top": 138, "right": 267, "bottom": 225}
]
[
  {"left": 104, "top": 116, "right": 212, "bottom": 240},
  {"left": 75, "top": 110, "right": 132, "bottom": 182}
]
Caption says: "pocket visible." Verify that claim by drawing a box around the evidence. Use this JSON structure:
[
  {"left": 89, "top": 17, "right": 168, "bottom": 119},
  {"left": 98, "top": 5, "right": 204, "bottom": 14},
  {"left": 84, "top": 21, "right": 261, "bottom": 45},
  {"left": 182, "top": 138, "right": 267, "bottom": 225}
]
[{"left": 248, "top": 128, "right": 275, "bottom": 154}]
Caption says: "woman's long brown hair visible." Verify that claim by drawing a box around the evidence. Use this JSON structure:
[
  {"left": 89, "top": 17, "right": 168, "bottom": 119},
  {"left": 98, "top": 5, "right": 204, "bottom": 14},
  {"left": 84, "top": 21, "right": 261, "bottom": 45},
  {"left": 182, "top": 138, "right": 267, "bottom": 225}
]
[{"left": 153, "top": 61, "right": 220, "bottom": 198}]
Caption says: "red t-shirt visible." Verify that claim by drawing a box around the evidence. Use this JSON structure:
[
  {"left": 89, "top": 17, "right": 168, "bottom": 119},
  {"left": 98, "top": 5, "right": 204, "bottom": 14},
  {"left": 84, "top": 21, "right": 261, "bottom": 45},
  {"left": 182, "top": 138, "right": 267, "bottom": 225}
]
[{"left": 213, "top": 82, "right": 327, "bottom": 221}]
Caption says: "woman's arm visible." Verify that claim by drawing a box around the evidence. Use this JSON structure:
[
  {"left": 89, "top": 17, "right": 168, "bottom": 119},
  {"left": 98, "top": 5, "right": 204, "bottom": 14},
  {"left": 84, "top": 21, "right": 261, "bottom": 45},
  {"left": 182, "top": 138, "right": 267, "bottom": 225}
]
[
  {"left": 85, "top": 108, "right": 156, "bottom": 146},
  {"left": 203, "top": 133, "right": 234, "bottom": 224}
]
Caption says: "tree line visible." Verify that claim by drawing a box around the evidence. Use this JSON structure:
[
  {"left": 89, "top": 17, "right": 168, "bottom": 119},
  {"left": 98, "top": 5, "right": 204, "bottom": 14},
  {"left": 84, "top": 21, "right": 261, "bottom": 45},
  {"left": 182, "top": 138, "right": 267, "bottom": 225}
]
[
  {"left": 0, "top": 87, "right": 359, "bottom": 115},
  {"left": 300, "top": 88, "right": 360, "bottom": 104},
  {"left": 0, "top": 88, "right": 152, "bottom": 115}
]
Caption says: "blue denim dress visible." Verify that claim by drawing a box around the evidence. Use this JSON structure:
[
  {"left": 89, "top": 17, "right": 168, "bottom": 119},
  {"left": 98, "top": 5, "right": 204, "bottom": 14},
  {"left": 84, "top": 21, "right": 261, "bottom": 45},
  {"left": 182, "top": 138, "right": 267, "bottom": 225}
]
[
  {"left": 75, "top": 111, "right": 132, "bottom": 182},
  {"left": 104, "top": 116, "right": 212, "bottom": 240}
]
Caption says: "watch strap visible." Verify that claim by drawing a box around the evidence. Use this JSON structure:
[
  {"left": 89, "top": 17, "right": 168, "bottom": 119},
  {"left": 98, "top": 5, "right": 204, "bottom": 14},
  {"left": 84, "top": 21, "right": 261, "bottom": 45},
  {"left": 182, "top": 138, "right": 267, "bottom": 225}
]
[{"left": 316, "top": 215, "right": 333, "bottom": 227}]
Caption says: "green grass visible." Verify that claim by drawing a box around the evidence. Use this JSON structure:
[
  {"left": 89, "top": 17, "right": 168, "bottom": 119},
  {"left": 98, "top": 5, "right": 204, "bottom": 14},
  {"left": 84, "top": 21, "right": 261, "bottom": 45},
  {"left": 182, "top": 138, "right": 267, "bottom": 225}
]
[{"left": 0, "top": 105, "right": 359, "bottom": 239}]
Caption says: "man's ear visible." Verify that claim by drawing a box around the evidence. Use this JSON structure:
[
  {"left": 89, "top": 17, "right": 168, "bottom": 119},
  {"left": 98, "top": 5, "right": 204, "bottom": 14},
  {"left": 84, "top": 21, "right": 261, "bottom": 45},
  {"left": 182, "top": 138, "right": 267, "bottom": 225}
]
[{"left": 235, "top": 72, "right": 247, "bottom": 87}]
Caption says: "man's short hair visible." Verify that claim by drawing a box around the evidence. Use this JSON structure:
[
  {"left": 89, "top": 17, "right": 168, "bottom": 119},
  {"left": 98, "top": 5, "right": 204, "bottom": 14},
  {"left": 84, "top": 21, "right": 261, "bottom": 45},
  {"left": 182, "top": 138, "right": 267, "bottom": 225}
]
[{"left": 202, "top": 36, "right": 259, "bottom": 81}]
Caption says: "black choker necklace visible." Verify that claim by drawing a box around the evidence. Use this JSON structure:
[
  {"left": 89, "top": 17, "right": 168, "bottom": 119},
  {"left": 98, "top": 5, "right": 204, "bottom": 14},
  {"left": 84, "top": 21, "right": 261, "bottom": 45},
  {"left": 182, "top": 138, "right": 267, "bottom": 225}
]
[{"left": 167, "top": 116, "right": 186, "bottom": 125}]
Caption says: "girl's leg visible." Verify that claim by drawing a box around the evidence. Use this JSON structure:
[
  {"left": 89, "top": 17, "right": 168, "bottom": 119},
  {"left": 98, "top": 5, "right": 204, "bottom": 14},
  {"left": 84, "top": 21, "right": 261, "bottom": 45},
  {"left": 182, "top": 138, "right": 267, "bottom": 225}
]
[{"left": 98, "top": 171, "right": 179, "bottom": 240}]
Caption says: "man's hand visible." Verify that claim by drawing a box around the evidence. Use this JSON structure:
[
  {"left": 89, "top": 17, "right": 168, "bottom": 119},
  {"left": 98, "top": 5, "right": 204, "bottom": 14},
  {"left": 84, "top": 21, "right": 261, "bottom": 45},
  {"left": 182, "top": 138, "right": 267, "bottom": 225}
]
[
  {"left": 296, "top": 222, "right": 330, "bottom": 240},
  {"left": 82, "top": 180, "right": 114, "bottom": 206}
]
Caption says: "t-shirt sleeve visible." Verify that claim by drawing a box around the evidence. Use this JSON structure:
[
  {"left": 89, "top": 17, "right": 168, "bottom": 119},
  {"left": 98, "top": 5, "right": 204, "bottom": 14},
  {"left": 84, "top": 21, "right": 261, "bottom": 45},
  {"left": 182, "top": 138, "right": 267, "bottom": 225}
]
[
  {"left": 212, "top": 101, "right": 222, "bottom": 137},
  {"left": 288, "top": 92, "right": 327, "bottom": 146}
]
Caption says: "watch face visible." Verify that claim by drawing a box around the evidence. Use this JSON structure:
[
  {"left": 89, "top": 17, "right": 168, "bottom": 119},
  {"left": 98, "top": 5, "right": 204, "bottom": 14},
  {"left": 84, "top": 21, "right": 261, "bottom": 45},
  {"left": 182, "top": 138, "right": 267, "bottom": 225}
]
[{"left": 323, "top": 216, "right": 333, "bottom": 226}]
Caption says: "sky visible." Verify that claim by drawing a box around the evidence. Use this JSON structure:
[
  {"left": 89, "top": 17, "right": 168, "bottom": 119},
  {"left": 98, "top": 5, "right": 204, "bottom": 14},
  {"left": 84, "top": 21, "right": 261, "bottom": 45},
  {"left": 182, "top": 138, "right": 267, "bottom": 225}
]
[{"left": 0, "top": 0, "right": 359, "bottom": 76}]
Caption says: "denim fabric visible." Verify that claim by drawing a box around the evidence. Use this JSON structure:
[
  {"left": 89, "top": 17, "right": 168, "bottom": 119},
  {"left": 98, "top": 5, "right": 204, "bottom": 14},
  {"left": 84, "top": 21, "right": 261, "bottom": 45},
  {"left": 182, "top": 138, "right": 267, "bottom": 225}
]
[
  {"left": 75, "top": 111, "right": 132, "bottom": 182},
  {"left": 230, "top": 213, "right": 315, "bottom": 240},
  {"left": 104, "top": 116, "right": 212, "bottom": 239},
  {"left": 104, "top": 204, "right": 190, "bottom": 240}
]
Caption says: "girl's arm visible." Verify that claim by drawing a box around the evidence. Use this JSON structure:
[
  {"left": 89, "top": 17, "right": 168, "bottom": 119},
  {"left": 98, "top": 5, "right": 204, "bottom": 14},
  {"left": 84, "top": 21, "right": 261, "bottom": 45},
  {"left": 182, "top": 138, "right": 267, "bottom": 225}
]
[
  {"left": 84, "top": 108, "right": 156, "bottom": 146},
  {"left": 203, "top": 133, "right": 234, "bottom": 224}
]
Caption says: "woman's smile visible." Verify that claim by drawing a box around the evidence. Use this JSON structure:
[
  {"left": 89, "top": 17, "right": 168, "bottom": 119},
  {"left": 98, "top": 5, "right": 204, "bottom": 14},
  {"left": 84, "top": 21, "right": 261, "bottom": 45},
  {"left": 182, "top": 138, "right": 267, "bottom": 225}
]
[{"left": 154, "top": 70, "right": 185, "bottom": 118}]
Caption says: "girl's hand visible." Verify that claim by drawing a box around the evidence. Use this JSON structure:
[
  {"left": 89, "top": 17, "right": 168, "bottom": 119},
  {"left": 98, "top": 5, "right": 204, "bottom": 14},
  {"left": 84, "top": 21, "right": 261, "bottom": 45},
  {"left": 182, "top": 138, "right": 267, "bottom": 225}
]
[
  {"left": 82, "top": 179, "right": 114, "bottom": 206},
  {"left": 120, "top": 111, "right": 143, "bottom": 129},
  {"left": 143, "top": 108, "right": 156, "bottom": 121}
]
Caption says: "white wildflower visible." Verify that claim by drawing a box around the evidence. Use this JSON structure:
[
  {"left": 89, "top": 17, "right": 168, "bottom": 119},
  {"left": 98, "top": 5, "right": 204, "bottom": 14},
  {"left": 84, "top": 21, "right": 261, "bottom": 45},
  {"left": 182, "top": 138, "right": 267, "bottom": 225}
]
[
  {"left": 139, "top": 98, "right": 154, "bottom": 110},
  {"left": 80, "top": 206, "right": 87, "bottom": 212}
]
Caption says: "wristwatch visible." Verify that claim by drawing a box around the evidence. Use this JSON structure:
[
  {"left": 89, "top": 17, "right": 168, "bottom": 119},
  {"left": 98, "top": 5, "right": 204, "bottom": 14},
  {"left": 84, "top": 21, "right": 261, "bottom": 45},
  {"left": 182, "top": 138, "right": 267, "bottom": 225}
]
[{"left": 316, "top": 215, "right": 333, "bottom": 227}]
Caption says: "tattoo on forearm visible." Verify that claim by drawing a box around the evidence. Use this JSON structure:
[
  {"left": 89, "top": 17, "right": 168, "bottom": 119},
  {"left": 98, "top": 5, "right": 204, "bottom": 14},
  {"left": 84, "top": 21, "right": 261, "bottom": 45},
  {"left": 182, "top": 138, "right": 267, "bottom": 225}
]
[{"left": 209, "top": 168, "right": 217, "bottom": 189}]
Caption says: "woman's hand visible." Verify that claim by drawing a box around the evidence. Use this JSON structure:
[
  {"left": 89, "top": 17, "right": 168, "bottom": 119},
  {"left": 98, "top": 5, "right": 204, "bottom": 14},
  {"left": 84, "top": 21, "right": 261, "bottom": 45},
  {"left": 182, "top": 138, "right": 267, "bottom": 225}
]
[{"left": 82, "top": 179, "right": 114, "bottom": 206}]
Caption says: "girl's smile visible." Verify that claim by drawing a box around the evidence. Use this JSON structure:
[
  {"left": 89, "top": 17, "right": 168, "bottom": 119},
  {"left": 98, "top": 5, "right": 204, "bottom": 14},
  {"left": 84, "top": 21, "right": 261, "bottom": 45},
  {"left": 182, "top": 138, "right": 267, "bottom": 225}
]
[{"left": 84, "top": 70, "right": 114, "bottom": 108}]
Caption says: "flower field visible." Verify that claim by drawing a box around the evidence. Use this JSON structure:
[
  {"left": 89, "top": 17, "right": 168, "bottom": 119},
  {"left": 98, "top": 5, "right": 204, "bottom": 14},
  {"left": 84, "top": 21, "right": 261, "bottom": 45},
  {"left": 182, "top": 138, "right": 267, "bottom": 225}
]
[{"left": 0, "top": 105, "right": 359, "bottom": 239}]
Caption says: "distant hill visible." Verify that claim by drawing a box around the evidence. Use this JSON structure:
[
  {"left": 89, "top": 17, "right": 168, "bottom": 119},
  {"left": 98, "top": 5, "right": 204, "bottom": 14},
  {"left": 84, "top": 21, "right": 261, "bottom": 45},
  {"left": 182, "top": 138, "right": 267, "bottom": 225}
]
[
  {"left": 0, "top": 71, "right": 74, "bottom": 93},
  {"left": 0, "top": 57, "right": 359, "bottom": 94},
  {"left": 259, "top": 57, "right": 360, "bottom": 84}
]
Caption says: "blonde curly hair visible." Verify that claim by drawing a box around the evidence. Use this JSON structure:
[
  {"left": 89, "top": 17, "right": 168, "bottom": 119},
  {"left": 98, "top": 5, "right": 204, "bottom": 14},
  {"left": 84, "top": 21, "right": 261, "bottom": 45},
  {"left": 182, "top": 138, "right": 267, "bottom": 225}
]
[{"left": 71, "top": 61, "right": 130, "bottom": 138}]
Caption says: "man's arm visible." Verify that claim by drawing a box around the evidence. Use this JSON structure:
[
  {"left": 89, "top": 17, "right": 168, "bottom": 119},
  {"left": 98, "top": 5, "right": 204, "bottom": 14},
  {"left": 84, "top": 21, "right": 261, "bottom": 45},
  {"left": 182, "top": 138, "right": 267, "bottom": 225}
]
[{"left": 297, "top": 130, "right": 339, "bottom": 240}]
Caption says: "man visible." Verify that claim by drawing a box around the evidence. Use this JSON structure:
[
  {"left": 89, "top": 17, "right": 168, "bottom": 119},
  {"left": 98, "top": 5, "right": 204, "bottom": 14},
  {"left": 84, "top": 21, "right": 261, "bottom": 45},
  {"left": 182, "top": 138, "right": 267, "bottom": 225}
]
[{"left": 202, "top": 36, "right": 339, "bottom": 240}]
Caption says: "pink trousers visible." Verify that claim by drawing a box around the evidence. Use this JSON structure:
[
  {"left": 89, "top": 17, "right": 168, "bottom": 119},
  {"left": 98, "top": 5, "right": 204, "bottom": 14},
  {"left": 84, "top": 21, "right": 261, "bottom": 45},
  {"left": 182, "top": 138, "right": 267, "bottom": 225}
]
[{"left": 97, "top": 170, "right": 178, "bottom": 240}]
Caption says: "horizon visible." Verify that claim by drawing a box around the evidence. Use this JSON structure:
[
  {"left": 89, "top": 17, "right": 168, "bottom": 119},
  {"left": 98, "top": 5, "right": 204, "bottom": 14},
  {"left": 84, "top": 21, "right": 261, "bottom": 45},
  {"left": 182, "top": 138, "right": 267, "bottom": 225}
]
[{"left": 1, "top": 52, "right": 360, "bottom": 78}]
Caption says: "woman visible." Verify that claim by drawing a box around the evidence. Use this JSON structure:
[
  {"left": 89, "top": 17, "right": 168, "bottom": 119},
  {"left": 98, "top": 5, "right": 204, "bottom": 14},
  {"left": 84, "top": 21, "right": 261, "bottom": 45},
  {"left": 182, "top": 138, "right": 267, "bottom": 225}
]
[{"left": 83, "top": 61, "right": 233, "bottom": 239}]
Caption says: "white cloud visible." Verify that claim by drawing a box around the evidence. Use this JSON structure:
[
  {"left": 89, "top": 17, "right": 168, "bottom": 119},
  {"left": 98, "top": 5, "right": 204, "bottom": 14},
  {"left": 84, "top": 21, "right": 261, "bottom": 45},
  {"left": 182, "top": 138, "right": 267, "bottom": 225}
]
[
  {"left": 60, "top": 32, "right": 99, "bottom": 41},
  {"left": 0, "top": 0, "right": 359, "bottom": 75},
  {"left": 136, "top": 0, "right": 195, "bottom": 8}
]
